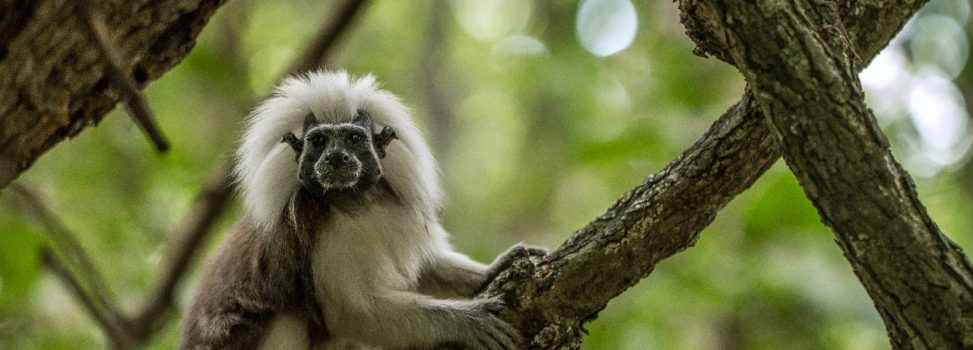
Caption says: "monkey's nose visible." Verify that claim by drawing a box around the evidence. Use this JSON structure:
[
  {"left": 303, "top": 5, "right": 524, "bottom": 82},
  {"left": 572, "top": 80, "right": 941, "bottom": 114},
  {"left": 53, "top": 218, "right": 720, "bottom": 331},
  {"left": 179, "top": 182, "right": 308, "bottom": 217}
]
[{"left": 324, "top": 152, "right": 352, "bottom": 166}]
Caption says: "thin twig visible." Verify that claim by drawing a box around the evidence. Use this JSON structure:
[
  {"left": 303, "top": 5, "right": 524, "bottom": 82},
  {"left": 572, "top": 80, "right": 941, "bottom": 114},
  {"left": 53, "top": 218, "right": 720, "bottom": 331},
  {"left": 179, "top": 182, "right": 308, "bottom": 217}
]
[
  {"left": 40, "top": 247, "right": 136, "bottom": 349},
  {"left": 9, "top": 184, "right": 123, "bottom": 323},
  {"left": 419, "top": 2, "right": 456, "bottom": 155},
  {"left": 288, "top": 0, "right": 370, "bottom": 74},
  {"left": 77, "top": 1, "right": 170, "bottom": 152},
  {"left": 132, "top": 164, "right": 234, "bottom": 336}
]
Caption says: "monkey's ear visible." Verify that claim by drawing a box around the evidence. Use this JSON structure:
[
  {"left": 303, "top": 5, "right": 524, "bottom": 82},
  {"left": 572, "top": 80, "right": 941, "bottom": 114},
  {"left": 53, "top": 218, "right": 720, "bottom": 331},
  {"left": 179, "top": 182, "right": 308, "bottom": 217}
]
[
  {"left": 352, "top": 109, "right": 373, "bottom": 132},
  {"left": 373, "top": 126, "right": 398, "bottom": 158},
  {"left": 282, "top": 132, "right": 303, "bottom": 158},
  {"left": 303, "top": 113, "right": 318, "bottom": 134}
]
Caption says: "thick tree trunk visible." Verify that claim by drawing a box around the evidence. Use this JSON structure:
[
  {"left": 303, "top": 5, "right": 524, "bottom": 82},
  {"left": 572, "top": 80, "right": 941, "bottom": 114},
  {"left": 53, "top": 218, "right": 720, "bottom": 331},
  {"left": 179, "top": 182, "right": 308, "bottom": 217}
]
[
  {"left": 488, "top": 1, "right": 972, "bottom": 349},
  {"left": 678, "top": 1, "right": 973, "bottom": 349},
  {"left": 0, "top": 0, "right": 225, "bottom": 188}
]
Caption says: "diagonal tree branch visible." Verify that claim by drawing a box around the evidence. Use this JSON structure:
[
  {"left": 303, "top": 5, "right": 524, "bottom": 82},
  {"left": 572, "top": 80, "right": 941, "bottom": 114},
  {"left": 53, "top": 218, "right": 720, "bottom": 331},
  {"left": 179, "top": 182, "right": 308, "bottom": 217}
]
[
  {"left": 9, "top": 184, "right": 121, "bottom": 323},
  {"left": 15, "top": 172, "right": 231, "bottom": 349},
  {"left": 679, "top": 0, "right": 973, "bottom": 348},
  {"left": 131, "top": 164, "right": 234, "bottom": 338},
  {"left": 418, "top": 2, "right": 457, "bottom": 155},
  {"left": 491, "top": 88, "right": 779, "bottom": 348},
  {"left": 40, "top": 247, "right": 136, "bottom": 349},
  {"left": 488, "top": 1, "right": 935, "bottom": 348},
  {"left": 288, "top": 0, "right": 369, "bottom": 75},
  {"left": 76, "top": 0, "right": 169, "bottom": 153}
]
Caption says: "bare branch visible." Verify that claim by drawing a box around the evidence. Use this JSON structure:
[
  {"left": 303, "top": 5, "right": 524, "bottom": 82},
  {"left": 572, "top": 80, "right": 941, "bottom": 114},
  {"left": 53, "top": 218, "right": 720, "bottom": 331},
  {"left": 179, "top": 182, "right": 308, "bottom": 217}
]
[
  {"left": 132, "top": 164, "right": 234, "bottom": 337},
  {"left": 9, "top": 184, "right": 122, "bottom": 323},
  {"left": 288, "top": 0, "right": 370, "bottom": 74},
  {"left": 419, "top": 2, "right": 456, "bottom": 155},
  {"left": 40, "top": 247, "right": 136, "bottom": 349},
  {"left": 76, "top": 1, "right": 169, "bottom": 152}
]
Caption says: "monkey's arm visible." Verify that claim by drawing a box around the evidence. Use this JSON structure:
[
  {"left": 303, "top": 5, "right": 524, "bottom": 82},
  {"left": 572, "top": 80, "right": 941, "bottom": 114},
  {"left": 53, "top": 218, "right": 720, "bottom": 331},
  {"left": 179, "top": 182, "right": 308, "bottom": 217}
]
[
  {"left": 331, "top": 289, "right": 518, "bottom": 350},
  {"left": 179, "top": 238, "right": 276, "bottom": 350},
  {"left": 419, "top": 237, "right": 546, "bottom": 298},
  {"left": 418, "top": 249, "right": 490, "bottom": 298},
  {"left": 180, "top": 290, "right": 276, "bottom": 350},
  {"left": 180, "top": 221, "right": 313, "bottom": 350}
]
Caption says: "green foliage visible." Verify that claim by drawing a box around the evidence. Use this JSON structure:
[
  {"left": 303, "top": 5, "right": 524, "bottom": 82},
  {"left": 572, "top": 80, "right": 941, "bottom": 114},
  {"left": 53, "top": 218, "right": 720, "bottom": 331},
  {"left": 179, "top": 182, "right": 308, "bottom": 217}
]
[{"left": 0, "top": 0, "right": 970, "bottom": 349}]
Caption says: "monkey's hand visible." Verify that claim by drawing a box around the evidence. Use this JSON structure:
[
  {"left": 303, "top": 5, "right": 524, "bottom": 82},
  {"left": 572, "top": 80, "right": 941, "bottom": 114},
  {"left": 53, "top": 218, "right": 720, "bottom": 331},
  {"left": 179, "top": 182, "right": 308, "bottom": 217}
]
[
  {"left": 335, "top": 293, "right": 521, "bottom": 349},
  {"left": 479, "top": 244, "right": 547, "bottom": 293},
  {"left": 459, "top": 297, "right": 523, "bottom": 350}
]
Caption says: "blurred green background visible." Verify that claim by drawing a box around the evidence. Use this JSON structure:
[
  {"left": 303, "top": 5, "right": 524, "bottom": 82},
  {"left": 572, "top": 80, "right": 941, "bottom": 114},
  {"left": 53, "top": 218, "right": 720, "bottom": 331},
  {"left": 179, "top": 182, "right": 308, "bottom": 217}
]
[{"left": 2, "top": 0, "right": 972, "bottom": 349}]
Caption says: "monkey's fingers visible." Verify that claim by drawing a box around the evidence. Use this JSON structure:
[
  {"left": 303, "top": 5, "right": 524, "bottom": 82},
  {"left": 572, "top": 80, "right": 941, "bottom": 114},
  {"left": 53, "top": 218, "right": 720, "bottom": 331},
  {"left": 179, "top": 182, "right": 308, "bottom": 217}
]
[
  {"left": 521, "top": 246, "right": 547, "bottom": 258},
  {"left": 473, "top": 298, "right": 522, "bottom": 350}
]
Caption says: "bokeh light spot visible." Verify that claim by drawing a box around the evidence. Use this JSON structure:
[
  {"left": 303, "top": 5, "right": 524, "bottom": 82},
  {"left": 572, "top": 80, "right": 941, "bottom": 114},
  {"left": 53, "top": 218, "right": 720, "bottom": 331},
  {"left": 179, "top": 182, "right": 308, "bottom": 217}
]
[{"left": 576, "top": 0, "right": 638, "bottom": 57}]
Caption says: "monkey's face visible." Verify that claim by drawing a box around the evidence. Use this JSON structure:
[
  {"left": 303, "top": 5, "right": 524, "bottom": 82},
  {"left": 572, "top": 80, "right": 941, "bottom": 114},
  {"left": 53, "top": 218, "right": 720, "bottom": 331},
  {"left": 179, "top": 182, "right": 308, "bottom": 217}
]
[
  {"left": 282, "top": 110, "right": 397, "bottom": 200},
  {"left": 300, "top": 124, "right": 381, "bottom": 191}
]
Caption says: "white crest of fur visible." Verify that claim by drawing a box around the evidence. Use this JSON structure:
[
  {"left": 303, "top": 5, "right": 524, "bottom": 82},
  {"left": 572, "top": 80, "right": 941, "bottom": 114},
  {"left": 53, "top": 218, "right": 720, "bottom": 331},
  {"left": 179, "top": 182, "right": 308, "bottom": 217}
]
[{"left": 235, "top": 70, "right": 442, "bottom": 230}]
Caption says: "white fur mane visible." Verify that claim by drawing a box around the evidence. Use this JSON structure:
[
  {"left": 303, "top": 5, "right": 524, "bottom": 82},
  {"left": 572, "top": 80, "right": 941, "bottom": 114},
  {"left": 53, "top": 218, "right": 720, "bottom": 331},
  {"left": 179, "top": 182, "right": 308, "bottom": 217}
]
[{"left": 235, "top": 70, "right": 442, "bottom": 230}]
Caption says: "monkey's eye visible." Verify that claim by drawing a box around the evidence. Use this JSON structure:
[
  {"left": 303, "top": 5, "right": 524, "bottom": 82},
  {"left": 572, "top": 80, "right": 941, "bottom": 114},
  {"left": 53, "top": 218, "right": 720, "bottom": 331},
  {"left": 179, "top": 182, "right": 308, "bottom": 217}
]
[
  {"left": 347, "top": 134, "right": 363, "bottom": 145},
  {"left": 308, "top": 135, "right": 327, "bottom": 147}
]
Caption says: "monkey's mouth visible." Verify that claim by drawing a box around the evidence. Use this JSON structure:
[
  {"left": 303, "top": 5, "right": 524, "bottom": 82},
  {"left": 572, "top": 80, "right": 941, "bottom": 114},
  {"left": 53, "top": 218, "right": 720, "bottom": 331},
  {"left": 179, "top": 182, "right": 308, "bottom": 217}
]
[{"left": 316, "top": 166, "right": 362, "bottom": 190}]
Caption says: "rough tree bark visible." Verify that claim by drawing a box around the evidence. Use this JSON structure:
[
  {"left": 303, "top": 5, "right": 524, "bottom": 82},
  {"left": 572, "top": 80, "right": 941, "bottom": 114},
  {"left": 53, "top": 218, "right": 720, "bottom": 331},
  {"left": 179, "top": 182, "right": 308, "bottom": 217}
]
[
  {"left": 0, "top": 0, "right": 225, "bottom": 188},
  {"left": 488, "top": 92, "right": 778, "bottom": 348},
  {"left": 679, "top": 0, "right": 973, "bottom": 348},
  {"left": 488, "top": 1, "right": 973, "bottom": 349}
]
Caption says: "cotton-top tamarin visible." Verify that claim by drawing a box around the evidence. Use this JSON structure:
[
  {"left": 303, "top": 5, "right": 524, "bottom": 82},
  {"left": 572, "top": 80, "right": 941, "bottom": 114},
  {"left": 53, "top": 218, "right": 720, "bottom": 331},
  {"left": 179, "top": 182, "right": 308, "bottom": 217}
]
[{"left": 180, "top": 70, "right": 542, "bottom": 350}]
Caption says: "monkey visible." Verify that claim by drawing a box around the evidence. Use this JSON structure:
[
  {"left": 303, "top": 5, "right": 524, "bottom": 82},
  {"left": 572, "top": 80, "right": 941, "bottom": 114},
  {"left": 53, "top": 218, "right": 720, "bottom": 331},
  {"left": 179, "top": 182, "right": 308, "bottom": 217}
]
[{"left": 180, "top": 70, "right": 544, "bottom": 350}]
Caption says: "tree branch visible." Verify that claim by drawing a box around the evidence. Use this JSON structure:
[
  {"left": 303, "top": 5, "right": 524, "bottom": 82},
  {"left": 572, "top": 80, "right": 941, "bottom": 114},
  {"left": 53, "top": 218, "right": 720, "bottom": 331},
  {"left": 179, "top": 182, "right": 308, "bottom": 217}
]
[
  {"left": 76, "top": 0, "right": 169, "bottom": 152},
  {"left": 679, "top": 0, "right": 973, "bottom": 348},
  {"left": 490, "top": 89, "right": 778, "bottom": 348},
  {"left": 131, "top": 164, "right": 234, "bottom": 337},
  {"left": 9, "top": 184, "right": 120, "bottom": 322},
  {"left": 488, "top": 1, "right": 936, "bottom": 348},
  {"left": 13, "top": 170, "right": 231, "bottom": 347},
  {"left": 40, "top": 247, "right": 136, "bottom": 349},
  {"left": 288, "top": 0, "right": 369, "bottom": 74},
  {"left": 419, "top": 2, "right": 457, "bottom": 155},
  {"left": 0, "top": 0, "right": 224, "bottom": 188}
]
